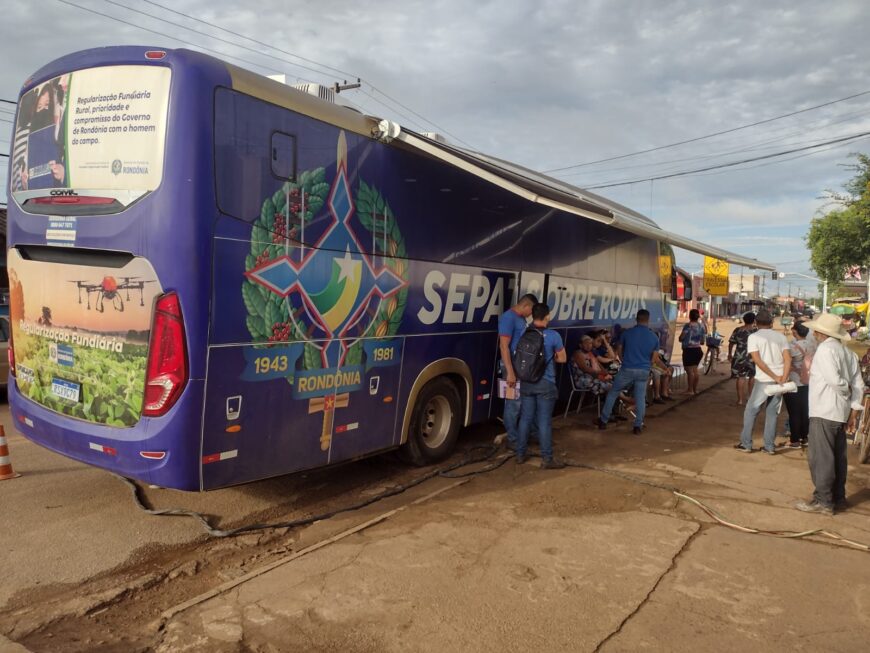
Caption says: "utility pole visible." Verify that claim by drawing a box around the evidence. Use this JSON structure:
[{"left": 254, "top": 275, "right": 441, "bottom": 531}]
[
  {"left": 776, "top": 272, "right": 827, "bottom": 313},
  {"left": 333, "top": 78, "right": 361, "bottom": 93}
]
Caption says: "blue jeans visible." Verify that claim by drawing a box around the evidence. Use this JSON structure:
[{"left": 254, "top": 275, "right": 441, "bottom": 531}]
[
  {"left": 517, "top": 380, "right": 558, "bottom": 461},
  {"left": 740, "top": 381, "right": 781, "bottom": 451},
  {"left": 601, "top": 367, "right": 649, "bottom": 428},
  {"left": 503, "top": 397, "right": 521, "bottom": 447}
]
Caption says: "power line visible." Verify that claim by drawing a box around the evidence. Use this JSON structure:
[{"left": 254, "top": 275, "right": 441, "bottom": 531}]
[
  {"left": 101, "top": 0, "right": 327, "bottom": 83},
  {"left": 0, "top": 99, "right": 16, "bottom": 105},
  {"left": 120, "top": 1, "right": 471, "bottom": 147},
  {"left": 62, "top": 0, "right": 472, "bottom": 148},
  {"left": 545, "top": 88, "right": 870, "bottom": 173},
  {"left": 685, "top": 135, "right": 870, "bottom": 179},
  {"left": 558, "top": 105, "right": 870, "bottom": 181},
  {"left": 590, "top": 134, "right": 868, "bottom": 188},
  {"left": 582, "top": 126, "right": 870, "bottom": 186},
  {"left": 585, "top": 130, "right": 870, "bottom": 189},
  {"left": 356, "top": 89, "right": 429, "bottom": 133},
  {"left": 366, "top": 84, "right": 472, "bottom": 148},
  {"left": 138, "top": 0, "right": 356, "bottom": 80},
  {"left": 55, "top": 0, "right": 285, "bottom": 76}
]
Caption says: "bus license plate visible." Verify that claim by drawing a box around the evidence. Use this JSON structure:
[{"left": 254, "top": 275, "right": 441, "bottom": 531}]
[{"left": 51, "top": 378, "right": 81, "bottom": 402}]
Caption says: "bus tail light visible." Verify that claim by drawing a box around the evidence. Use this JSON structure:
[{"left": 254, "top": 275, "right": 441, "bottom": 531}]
[
  {"left": 143, "top": 293, "right": 188, "bottom": 417},
  {"left": 31, "top": 196, "right": 116, "bottom": 206}
]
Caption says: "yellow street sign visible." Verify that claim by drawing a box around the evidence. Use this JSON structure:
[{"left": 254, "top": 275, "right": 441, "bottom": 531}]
[
  {"left": 658, "top": 254, "right": 673, "bottom": 293},
  {"left": 703, "top": 256, "right": 729, "bottom": 296}
]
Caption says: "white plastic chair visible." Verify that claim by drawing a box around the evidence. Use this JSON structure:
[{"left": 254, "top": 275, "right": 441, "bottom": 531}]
[{"left": 564, "top": 364, "right": 601, "bottom": 419}]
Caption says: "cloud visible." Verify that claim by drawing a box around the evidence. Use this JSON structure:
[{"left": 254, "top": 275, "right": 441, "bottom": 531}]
[{"left": 1, "top": 0, "right": 869, "bottom": 276}]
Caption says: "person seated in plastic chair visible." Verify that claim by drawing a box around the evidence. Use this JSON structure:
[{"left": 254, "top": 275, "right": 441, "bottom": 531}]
[
  {"left": 650, "top": 347, "right": 674, "bottom": 404},
  {"left": 572, "top": 335, "right": 614, "bottom": 395},
  {"left": 592, "top": 330, "right": 620, "bottom": 374},
  {"left": 572, "top": 335, "right": 633, "bottom": 417}
]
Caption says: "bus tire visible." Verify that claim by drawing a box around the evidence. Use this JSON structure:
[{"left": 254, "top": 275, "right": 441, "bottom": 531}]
[{"left": 400, "top": 377, "right": 462, "bottom": 466}]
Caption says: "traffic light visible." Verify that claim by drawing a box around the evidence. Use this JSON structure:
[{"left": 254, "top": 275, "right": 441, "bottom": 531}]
[{"left": 772, "top": 271, "right": 779, "bottom": 280}]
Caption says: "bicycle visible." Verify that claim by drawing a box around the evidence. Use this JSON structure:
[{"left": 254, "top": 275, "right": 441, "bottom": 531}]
[{"left": 703, "top": 335, "right": 723, "bottom": 376}]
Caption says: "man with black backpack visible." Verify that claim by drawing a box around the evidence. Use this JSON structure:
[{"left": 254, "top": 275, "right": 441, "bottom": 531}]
[
  {"left": 515, "top": 303, "right": 567, "bottom": 468},
  {"left": 499, "top": 293, "right": 538, "bottom": 449}
]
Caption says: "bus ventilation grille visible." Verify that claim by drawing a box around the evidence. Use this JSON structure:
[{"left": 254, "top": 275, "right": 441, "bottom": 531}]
[{"left": 292, "top": 83, "right": 336, "bottom": 103}]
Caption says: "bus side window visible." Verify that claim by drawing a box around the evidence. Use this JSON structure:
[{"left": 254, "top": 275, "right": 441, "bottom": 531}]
[{"left": 271, "top": 132, "right": 296, "bottom": 181}]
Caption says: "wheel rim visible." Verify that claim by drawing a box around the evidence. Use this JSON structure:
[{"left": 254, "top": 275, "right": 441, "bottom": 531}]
[{"left": 420, "top": 395, "right": 452, "bottom": 449}]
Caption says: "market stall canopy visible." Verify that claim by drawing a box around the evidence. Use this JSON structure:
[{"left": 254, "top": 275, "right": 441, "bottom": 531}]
[
  {"left": 385, "top": 126, "right": 774, "bottom": 271},
  {"left": 830, "top": 303, "right": 860, "bottom": 316}
]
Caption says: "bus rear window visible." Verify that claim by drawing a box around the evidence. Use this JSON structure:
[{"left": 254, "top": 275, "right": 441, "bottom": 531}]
[{"left": 9, "top": 65, "right": 171, "bottom": 214}]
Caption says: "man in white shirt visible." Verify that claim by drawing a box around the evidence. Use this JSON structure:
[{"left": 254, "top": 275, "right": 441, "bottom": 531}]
[
  {"left": 735, "top": 310, "right": 791, "bottom": 454},
  {"left": 795, "top": 313, "right": 864, "bottom": 515}
]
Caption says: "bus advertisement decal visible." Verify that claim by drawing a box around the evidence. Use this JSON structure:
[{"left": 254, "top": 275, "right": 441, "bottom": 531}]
[
  {"left": 361, "top": 338, "right": 401, "bottom": 371},
  {"left": 241, "top": 131, "right": 410, "bottom": 414},
  {"left": 241, "top": 344, "right": 304, "bottom": 382},
  {"left": 7, "top": 249, "right": 161, "bottom": 427},
  {"left": 10, "top": 66, "right": 170, "bottom": 198},
  {"left": 294, "top": 366, "right": 364, "bottom": 399}
]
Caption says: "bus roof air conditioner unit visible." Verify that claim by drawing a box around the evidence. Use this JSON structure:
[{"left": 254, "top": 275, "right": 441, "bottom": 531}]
[
  {"left": 291, "top": 83, "right": 336, "bottom": 103},
  {"left": 267, "top": 75, "right": 336, "bottom": 103}
]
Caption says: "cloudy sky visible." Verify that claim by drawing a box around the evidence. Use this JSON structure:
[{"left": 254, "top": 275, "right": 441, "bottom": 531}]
[{"left": 3, "top": 0, "right": 870, "bottom": 299}]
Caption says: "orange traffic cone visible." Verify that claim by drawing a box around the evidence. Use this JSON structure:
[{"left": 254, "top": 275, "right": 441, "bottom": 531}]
[{"left": 0, "top": 425, "right": 20, "bottom": 480}]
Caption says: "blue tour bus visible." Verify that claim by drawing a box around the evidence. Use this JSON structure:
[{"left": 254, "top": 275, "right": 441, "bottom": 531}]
[{"left": 4, "top": 47, "right": 770, "bottom": 490}]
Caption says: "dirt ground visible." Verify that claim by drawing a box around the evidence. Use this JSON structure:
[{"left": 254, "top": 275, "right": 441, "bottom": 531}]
[{"left": 2, "top": 325, "right": 870, "bottom": 652}]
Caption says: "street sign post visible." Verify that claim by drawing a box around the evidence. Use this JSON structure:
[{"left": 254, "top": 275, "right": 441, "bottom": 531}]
[{"left": 703, "top": 256, "right": 729, "bottom": 296}]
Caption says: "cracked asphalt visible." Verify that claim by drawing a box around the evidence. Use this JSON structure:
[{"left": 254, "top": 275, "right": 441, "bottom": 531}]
[{"left": 3, "top": 338, "right": 870, "bottom": 651}]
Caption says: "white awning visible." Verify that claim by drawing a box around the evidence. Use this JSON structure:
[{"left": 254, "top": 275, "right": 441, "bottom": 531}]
[{"left": 391, "top": 129, "right": 774, "bottom": 271}]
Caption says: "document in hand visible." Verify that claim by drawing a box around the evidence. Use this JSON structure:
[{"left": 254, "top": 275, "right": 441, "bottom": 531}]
[
  {"left": 763, "top": 381, "right": 798, "bottom": 396},
  {"left": 498, "top": 379, "right": 520, "bottom": 400}
]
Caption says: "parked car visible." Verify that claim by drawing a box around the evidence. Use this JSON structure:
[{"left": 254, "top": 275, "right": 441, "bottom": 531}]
[{"left": 0, "top": 316, "right": 9, "bottom": 388}]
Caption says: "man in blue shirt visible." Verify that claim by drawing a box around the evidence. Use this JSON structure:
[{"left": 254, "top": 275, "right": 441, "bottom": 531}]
[
  {"left": 596, "top": 309, "right": 661, "bottom": 435},
  {"left": 516, "top": 303, "right": 567, "bottom": 469},
  {"left": 499, "top": 293, "right": 538, "bottom": 449}
]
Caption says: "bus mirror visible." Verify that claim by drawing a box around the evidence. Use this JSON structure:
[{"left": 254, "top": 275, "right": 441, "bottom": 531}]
[{"left": 673, "top": 270, "right": 693, "bottom": 301}]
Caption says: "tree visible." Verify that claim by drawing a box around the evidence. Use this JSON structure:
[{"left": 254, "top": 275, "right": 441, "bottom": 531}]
[
  {"left": 828, "top": 153, "right": 870, "bottom": 205},
  {"left": 806, "top": 206, "right": 869, "bottom": 282},
  {"left": 806, "top": 154, "right": 870, "bottom": 283}
]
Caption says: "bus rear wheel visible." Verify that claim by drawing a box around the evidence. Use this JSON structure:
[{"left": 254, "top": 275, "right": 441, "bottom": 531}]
[{"left": 400, "top": 378, "right": 462, "bottom": 466}]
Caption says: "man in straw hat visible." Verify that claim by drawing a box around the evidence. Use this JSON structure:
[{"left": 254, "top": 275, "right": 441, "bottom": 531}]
[{"left": 795, "top": 313, "right": 864, "bottom": 515}]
